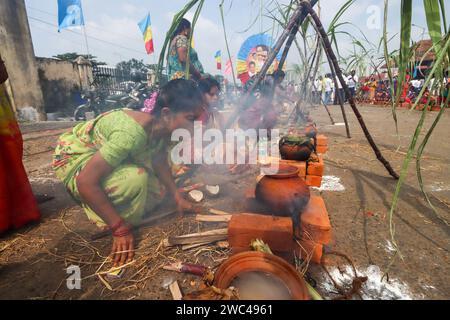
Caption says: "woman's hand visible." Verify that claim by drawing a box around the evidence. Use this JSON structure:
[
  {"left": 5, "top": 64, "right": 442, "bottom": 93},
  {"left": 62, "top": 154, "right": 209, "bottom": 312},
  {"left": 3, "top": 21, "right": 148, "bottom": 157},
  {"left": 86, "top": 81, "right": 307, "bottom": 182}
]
[
  {"left": 174, "top": 192, "right": 193, "bottom": 215},
  {"left": 111, "top": 226, "right": 135, "bottom": 267}
]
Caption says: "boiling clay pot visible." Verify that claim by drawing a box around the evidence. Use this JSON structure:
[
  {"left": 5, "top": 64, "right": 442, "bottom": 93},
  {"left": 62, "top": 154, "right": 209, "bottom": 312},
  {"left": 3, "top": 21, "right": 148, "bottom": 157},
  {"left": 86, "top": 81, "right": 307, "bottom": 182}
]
[
  {"left": 279, "top": 135, "right": 314, "bottom": 161},
  {"left": 255, "top": 164, "right": 310, "bottom": 218}
]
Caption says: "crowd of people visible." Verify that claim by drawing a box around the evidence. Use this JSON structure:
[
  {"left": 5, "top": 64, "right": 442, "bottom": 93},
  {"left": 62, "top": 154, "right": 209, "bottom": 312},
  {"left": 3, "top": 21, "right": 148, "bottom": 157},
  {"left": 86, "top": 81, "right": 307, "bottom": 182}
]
[
  {"left": 310, "top": 70, "right": 450, "bottom": 106},
  {"left": 310, "top": 70, "right": 358, "bottom": 105}
]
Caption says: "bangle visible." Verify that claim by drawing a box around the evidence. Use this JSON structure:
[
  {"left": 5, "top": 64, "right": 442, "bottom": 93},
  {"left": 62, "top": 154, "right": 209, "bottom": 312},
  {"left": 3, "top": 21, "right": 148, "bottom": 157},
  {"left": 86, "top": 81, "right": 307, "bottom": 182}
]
[
  {"left": 110, "top": 219, "right": 125, "bottom": 232},
  {"left": 113, "top": 224, "right": 132, "bottom": 238}
]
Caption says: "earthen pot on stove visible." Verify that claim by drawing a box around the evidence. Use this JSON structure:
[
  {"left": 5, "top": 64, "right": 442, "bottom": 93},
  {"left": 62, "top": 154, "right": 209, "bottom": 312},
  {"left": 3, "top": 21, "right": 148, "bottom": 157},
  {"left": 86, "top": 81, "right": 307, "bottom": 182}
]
[
  {"left": 255, "top": 164, "right": 310, "bottom": 221},
  {"left": 279, "top": 135, "right": 314, "bottom": 161}
]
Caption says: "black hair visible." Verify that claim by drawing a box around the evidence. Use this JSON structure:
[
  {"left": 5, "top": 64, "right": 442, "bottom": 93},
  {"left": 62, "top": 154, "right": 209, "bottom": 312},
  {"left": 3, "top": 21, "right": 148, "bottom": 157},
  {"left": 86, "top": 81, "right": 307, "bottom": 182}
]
[
  {"left": 249, "top": 61, "right": 256, "bottom": 66},
  {"left": 198, "top": 77, "right": 221, "bottom": 94},
  {"left": 171, "top": 18, "right": 191, "bottom": 41},
  {"left": 273, "top": 70, "right": 285, "bottom": 82},
  {"left": 152, "top": 79, "right": 204, "bottom": 117},
  {"left": 256, "top": 45, "right": 269, "bottom": 52}
]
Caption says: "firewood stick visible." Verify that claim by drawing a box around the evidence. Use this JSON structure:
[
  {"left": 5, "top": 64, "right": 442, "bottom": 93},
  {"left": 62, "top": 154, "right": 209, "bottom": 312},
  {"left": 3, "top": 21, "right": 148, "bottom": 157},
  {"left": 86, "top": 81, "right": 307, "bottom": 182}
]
[
  {"left": 196, "top": 215, "right": 232, "bottom": 223},
  {"left": 169, "top": 281, "right": 183, "bottom": 300},
  {"left": 167, "top": 234, "right": 228, "bottom": 246},
  {"left": 209, "top": 209, "right": 232, "bottom": 216},
  {"left": 174, "top": 228, "right": 228, "bottom": 238}
]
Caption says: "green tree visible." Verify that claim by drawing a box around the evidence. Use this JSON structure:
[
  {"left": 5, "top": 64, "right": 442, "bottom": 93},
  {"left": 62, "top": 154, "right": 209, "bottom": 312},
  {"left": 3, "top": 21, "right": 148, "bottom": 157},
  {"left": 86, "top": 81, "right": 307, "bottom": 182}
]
[
  {"left": 115, "top": 59, "right": 153, "bottom": 74},
  {"left": 52, "top": 53, "right": 106, "bottom": 67}
]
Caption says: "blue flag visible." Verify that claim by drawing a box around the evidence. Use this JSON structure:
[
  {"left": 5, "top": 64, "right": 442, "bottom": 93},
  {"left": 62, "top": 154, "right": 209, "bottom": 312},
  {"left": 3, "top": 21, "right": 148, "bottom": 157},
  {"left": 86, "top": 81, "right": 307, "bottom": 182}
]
[{"left": 58, "top": 0, "right": 85, "bottom": 32}]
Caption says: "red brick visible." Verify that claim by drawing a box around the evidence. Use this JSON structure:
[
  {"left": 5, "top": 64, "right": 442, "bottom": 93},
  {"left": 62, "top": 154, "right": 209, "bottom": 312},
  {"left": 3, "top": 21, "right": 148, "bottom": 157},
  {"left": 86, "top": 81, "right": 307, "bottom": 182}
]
[
  {"left": 416, "top": 104, "right": 425, "bottom": 111},
  {"left": 316, "top": 145, "right": 328, "bottom": 154},
  {"left": 307, "top": 155, "right": 324, "bottom": 177},
  {"left": 294, "top": 238, "right": 323, "bottom": 264},
  {"left": 431, "top": 105, "right": 441, "bottom": 112},
  {"left": 305, "top": 175, "right": 322, "bottom": 187},
  {"left": 299, "top": 196, "right": 332, "bottom": 244},
  {"left": 228, "top": 213, "right": 293, "bottom": 253},
  {"left": 316, "top": 135, "right": 328, "bottom": 147},
  {"left": 282, "top": 160, "right": 307, "bottom": 178}
]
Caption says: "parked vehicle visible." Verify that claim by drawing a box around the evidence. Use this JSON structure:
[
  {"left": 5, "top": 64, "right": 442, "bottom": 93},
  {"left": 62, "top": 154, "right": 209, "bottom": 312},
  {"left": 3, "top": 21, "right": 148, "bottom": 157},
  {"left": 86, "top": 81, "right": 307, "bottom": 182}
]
[
  {"left": 125, "top": 83, "right": 150, "bottom": 110},
  {"left": 74, "top": 87, "right": 131, "bottom": 121}
]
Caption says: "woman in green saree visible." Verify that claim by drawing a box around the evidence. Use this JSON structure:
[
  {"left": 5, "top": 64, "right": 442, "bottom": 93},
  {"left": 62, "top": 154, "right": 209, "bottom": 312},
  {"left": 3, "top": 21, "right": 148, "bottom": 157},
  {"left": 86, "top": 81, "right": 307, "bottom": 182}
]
[{"left": 53, "top": 79, "right": 205, "bottom": 266}]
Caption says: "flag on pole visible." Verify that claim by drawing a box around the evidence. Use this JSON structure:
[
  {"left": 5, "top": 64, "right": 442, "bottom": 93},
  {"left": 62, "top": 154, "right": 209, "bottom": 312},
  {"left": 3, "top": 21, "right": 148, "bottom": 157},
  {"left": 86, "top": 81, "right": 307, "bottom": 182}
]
[
  {"left": 138, "top": 13, "right": 155, "bottom": 55},
  {"left": 58, "top": 0, "right": 85, "bottom": 32},
  {"left": 225, "top": 59, "right": 233, "bottom": 76},
  {"left": 215, "top": 51, "right": 222, "bottom": 70}
]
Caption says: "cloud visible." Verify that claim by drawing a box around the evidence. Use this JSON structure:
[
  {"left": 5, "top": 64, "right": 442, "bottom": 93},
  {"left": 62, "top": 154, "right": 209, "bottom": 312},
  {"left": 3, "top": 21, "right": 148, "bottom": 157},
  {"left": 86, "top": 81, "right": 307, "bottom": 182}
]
[{"left": 122, "top": 4, "right": 138, "bottom": 15}]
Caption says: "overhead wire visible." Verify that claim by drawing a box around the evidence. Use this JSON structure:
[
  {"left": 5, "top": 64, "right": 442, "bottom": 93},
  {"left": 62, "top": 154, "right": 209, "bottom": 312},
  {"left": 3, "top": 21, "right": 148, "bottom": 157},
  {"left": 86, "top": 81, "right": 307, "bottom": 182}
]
[
  {"left": 27, "top": 16, "right": 147, "bottom": 56},
  {"left": 26, "top": 5, "right": 143, "bottom": 43}
]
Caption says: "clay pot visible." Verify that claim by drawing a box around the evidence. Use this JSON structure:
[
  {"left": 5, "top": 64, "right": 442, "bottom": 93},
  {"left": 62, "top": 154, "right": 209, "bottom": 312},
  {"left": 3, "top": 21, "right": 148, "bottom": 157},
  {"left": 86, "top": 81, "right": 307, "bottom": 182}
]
[
  {"left": 256, "top": 164, "right": 310, "bottom": 217},
  {"left": 279, "top": 135, "right": 314, "bottom": 161},
  {"left": 214, "top": 251, "right": 310, "bottom": 300}
]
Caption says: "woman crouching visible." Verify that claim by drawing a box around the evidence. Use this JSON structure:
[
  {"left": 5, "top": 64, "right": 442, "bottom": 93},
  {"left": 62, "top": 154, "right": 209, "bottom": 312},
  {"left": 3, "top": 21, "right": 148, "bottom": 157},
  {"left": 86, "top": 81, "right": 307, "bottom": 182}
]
[{"left": 53, "top": 79, "right": 204, "bottom": 266}]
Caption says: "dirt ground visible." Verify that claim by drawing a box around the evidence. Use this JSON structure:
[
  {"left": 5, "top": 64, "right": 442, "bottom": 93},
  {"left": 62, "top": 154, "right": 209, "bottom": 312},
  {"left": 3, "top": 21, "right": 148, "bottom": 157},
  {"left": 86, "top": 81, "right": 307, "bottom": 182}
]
[{"left": 0, "top": 104, "right": 448, "bottom": 300}]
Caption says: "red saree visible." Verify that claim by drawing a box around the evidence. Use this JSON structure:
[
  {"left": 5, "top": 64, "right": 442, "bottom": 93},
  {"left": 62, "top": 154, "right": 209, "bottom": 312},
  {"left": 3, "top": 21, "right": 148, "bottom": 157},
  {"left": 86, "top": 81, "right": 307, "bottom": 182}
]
[{"left": 0, "top": 83, "right": 40, "bottom": 234}]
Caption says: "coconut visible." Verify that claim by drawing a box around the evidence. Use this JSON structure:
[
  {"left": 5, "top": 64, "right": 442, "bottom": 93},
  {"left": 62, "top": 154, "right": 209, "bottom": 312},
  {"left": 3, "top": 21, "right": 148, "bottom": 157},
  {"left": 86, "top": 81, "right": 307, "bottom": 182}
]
[
  {"left": 205, "top": 185, "right": 220, "bottom": 197},
  {"left": 188, "top": 190, "right": 204, "bottom": 203}
]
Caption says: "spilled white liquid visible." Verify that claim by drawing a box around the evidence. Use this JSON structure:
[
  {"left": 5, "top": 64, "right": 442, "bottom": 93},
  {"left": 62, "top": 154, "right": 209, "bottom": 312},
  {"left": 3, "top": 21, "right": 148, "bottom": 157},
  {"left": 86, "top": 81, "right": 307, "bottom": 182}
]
[
  {"left": 428, "top": 182, "right": 450, "bottom": 192},
  {"left": 313, "top": 176, "right": 346, "bottom": 192},
  {"left": 319, "top": 265, "right": 416, "bottom": 300}
]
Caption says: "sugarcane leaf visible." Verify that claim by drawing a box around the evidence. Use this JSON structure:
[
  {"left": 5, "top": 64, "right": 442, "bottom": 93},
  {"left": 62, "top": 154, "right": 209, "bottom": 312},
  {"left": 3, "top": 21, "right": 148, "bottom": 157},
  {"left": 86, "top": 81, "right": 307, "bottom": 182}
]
[
  {"left": 394, "top": 0, "right": 412, "bottom": 110},
  {"left": 416, "top": 91, "right": 450, "bottom": 227},
  {"left": 383, "top": 0, "right": 399, "bottom": 134},
  {"left": 327, "top": 0, "right": 356, "bottom": 33},
  {"left": 438, "top": 0, "right": 447, "bottom": 32},
  {"left": 423, "top": 0, "right": 443, "bottom": 51},
  {"left": 387, "top": 33, "right": 450, "bottom": 265}
]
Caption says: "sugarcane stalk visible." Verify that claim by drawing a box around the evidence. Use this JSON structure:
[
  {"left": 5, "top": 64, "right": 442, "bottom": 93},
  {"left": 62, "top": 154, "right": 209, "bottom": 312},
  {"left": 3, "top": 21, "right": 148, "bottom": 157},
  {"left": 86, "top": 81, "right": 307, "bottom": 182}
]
[
  {"left": 302, "top": 0, "right": 399, "bottom": 179},
  {"left": 325, "top": 47, "right": 351, "bottom": 138},
  {"left": 308, "top": 10, "right": 350, "bottom": 137},
  {"left": 278, "top": 15, "right": 302, "bottom": 71}
]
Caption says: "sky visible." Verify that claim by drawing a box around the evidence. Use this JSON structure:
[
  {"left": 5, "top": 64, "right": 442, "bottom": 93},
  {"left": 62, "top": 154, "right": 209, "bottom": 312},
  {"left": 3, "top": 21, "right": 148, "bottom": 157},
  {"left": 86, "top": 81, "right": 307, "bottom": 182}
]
[{"left": 24, "top": 0, "right": 448, "bottom": 76}]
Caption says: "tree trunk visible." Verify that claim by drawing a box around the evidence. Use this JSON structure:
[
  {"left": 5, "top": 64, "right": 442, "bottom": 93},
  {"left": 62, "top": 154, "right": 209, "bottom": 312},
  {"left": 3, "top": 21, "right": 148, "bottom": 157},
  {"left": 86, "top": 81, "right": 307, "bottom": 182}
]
[{"left": 302, "top": 0, "right": 399, "bottom": 179}]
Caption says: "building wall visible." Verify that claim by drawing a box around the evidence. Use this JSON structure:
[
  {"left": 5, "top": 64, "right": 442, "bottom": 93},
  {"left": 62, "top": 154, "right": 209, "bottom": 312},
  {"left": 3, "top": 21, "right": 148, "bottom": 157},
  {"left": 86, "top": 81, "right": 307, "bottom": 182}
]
[
  {"left": 0, "top": 0, "right": 45, "bottom": 121},
  {"left": 36, "top": 57, "right": 92, "bottom": 115}
]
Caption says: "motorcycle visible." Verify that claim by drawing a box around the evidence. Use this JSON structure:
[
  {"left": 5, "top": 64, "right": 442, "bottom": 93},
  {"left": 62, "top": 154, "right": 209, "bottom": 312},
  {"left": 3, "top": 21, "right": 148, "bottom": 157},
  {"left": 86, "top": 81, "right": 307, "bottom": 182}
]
[
  {"left": 125, "top": 83, "right": 150, "bottom": 110},
  {"left": 74, "top": 86, "right": 134, "bottom": 121}
]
